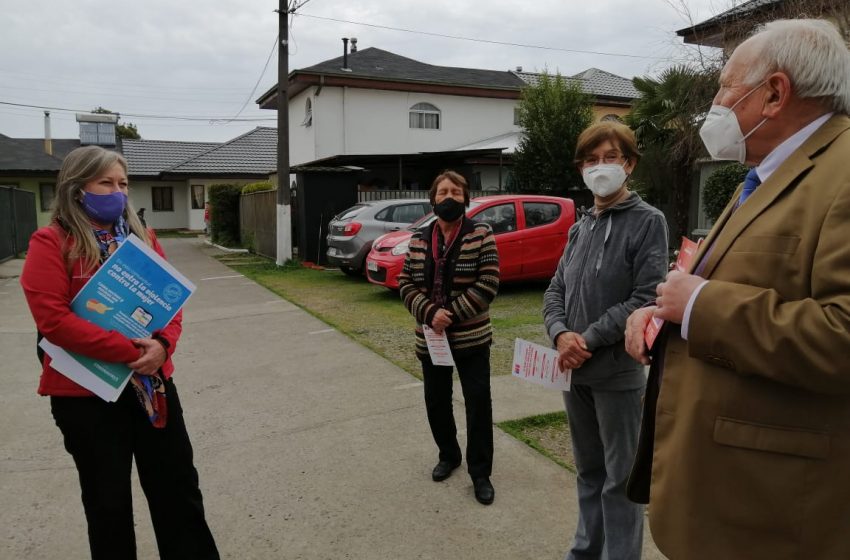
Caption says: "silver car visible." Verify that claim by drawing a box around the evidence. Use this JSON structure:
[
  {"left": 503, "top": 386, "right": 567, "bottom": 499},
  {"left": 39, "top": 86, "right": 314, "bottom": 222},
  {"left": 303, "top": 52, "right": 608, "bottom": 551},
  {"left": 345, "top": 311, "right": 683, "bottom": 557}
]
[{"left": 326, "top": 198, "right": 431, "bottom": 275}]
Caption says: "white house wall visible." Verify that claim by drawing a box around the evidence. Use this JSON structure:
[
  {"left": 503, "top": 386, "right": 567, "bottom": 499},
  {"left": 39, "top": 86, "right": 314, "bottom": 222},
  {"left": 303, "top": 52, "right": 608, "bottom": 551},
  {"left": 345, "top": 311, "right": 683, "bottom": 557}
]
[
  {"left": 289, "top": 88, "right": 319, "bottom": 166},
  {"left": 291, "top": 87, "right": 521, "bottom": 164},
  {"left": 130, "top": 181, "right": 188, "bottom": 230}
]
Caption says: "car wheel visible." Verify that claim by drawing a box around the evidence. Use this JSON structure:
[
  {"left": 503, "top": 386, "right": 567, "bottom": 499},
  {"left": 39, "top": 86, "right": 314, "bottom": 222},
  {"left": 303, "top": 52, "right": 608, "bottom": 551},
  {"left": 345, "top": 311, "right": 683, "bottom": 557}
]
[{"left": 340, "top": 266, "right": 361, "bottom": 277}]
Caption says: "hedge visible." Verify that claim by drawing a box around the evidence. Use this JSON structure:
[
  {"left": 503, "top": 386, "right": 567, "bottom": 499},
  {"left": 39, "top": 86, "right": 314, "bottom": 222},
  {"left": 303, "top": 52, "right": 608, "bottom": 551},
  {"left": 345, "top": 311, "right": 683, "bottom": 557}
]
[
  {"left": 703, "top": 163, "right": 748, "bottom": 222},
  {"left": 242, "top": 180, "right": 275, "bottom": 194},
  {"left": 209, "top": 184, "right": 242, "bottom": 247}
]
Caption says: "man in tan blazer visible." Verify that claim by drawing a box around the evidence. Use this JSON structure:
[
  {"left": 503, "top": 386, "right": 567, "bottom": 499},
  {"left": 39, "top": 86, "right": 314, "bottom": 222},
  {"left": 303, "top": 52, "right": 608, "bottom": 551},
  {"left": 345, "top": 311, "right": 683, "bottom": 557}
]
[{"left": 625, "top": 19, "right": 850, "bottom": 560}]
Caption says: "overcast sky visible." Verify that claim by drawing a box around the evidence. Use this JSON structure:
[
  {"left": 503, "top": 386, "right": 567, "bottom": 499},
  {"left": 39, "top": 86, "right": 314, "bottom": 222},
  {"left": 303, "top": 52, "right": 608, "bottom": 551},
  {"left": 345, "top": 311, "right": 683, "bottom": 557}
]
[{"left": 0, "top": 0, "right": 729, "bottom": 143}]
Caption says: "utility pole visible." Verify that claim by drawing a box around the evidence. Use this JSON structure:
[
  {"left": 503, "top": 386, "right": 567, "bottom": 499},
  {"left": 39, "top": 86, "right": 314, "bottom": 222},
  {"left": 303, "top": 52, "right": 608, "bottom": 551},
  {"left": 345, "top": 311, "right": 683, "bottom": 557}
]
[{"left": 275, "top": 0, "right": 292, "bottom": 264}]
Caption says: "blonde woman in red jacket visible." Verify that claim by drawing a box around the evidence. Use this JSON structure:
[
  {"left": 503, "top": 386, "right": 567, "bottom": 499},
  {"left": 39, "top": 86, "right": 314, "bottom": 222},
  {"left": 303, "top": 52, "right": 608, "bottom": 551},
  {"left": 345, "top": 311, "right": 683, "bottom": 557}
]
[{"left": 20, "top": 146, "right": 218, "bottom": 560}]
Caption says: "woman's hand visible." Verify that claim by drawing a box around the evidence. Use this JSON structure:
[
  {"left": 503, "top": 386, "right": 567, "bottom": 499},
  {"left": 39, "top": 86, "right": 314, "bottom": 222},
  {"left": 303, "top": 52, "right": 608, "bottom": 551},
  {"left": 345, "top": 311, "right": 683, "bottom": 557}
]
[
  {"left": 127, "top": 338, "right": 167, "bottom": 376},
  {"left": 431, "top": 308, "right": 454, "bottom": 334},
  {"left": 556, "top": 332, "right": 592, "bottom": 371}
]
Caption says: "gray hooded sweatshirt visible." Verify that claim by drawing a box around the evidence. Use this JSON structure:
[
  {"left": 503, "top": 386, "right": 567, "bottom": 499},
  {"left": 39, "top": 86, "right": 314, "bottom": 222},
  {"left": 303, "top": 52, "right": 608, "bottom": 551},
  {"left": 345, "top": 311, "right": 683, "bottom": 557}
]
[{"left": 543, "top": 192, "right": 668, "bottom": 390}]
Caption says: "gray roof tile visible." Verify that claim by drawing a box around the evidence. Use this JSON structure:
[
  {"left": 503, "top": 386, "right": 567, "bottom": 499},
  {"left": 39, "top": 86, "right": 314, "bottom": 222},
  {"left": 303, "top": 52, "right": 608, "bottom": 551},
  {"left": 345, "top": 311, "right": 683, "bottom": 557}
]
[
  {"left": 0, "top": 134, "right": 65, "bottom": 172},
  {"left": 300, "top": 47, "right": 527, "bottom": 90},
  {"left": 677, "top": 0, "right": 782, "bottom": 35},
  {"left": 122, "top": 139, "right": 220, "bottom": 176},
  {"left": 164, "top": 127, "right": 277, "bottom": 175},
  {"left": 513, "top": 68, "right": 640, "bottom": 100}
]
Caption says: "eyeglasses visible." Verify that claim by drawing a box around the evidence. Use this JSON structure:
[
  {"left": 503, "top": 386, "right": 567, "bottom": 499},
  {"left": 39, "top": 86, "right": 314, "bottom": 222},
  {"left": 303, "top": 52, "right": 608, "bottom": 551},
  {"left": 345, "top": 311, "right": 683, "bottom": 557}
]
[{"left": 580, "top": 151, "right": 626, "bottom": 167}]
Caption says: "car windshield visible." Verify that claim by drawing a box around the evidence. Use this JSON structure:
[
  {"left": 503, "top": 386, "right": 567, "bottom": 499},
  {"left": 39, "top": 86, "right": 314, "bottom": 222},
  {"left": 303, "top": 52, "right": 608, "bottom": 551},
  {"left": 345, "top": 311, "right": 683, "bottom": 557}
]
[
  {"left": 408, "top": 201, "right": 482, "bottom": 231},
  {"left": 334, "top": 204, "right": 369, "bottom": 222}
]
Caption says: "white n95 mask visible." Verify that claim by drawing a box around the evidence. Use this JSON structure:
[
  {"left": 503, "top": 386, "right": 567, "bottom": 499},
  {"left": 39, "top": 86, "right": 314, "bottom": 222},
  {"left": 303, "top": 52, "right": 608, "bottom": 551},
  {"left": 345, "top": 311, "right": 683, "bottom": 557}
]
[
  {"left": 582, "top": 164, "right": 627, "bottom": 197},
  {"left": 699, "top": 81, "right": 768, "bottom": 163}
]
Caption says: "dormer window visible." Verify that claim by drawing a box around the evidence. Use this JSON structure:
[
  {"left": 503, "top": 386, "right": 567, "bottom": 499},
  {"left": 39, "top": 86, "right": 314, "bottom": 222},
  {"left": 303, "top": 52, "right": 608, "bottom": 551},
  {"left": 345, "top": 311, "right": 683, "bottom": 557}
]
[{"left": 409, "top": 102, "right": 440, "bottom": 130}]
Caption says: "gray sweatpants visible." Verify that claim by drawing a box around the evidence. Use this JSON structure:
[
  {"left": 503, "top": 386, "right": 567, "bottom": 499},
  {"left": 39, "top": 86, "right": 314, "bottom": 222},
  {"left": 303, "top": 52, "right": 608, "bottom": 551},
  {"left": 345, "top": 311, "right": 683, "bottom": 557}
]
[{"left": 564, "top": 384, "right": 645, "bottom": 560}]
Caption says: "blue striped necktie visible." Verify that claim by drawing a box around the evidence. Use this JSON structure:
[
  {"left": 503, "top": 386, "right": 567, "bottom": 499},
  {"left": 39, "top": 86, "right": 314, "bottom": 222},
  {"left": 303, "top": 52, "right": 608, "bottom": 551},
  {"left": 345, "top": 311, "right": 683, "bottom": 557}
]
[{"left": 738, "top": 168, "right": 762, "bottom": 205}]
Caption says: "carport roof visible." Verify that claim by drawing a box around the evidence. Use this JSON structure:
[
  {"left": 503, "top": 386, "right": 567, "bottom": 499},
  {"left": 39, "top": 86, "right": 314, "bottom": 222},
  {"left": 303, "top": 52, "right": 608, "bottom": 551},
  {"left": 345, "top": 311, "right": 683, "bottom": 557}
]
[{"left": 291, "top": 148, "right": 505, "bottom": 171}]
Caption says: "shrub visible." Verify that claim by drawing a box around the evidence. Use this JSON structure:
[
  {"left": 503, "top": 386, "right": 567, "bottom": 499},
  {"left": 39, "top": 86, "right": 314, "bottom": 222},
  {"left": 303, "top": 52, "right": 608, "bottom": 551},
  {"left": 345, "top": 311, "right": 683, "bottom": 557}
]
[
  {"left": 242, "top": 181, "right": 275, "bottom": 194},
  {"left": 209, "top": 184, "right": 242, "bottom": 247},
  {"left": 703, "top": 163, "right": 748, "bottom": 222}
]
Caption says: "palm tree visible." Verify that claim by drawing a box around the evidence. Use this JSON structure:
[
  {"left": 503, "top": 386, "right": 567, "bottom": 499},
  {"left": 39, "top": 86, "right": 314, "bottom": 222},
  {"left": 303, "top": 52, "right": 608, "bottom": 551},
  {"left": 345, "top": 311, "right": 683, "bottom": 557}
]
[{"left": 626, "top": 65, "right": 718, "bottom": 240}]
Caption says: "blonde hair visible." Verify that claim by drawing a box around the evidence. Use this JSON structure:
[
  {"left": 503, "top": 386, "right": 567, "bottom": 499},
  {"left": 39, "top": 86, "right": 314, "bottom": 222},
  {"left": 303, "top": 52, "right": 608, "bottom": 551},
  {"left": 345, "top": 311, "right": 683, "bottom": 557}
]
[{"left": 52, "top": 146, "right": 150, "bottom": 272}]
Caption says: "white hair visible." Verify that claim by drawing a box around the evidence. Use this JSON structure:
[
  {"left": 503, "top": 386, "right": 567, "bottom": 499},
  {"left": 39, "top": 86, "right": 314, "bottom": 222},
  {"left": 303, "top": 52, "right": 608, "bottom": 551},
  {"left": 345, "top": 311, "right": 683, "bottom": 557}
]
[{"left": 744, "top": 19, "right": 850, "bottom": 115}]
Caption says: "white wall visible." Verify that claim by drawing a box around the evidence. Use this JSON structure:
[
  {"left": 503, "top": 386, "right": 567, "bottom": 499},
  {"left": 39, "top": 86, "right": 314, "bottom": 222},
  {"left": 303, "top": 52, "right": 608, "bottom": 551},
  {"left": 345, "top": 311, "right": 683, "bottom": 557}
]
[
  {"left": 291, "top": 86, "right": 521, "bottom": 163},
  {"left": 130, "top": 180, "right": 188, "bottom": 230},
  {"left": 289, "top": 88, "right": 318, "bottom": 166}
]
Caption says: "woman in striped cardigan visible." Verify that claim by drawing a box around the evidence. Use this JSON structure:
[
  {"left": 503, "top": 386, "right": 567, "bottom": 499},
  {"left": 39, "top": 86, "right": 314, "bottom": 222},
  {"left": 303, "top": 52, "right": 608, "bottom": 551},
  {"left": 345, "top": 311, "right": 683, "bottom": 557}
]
[{"left": 398, "top": 170, "right": 500, "bottom": 505}]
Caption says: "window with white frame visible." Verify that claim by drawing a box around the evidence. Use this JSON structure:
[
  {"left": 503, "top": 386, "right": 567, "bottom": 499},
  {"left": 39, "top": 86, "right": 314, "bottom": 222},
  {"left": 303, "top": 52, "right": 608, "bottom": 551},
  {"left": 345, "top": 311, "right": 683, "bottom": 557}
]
[{"left": 409, "top": 102, "right": 440, "bottom": 130}]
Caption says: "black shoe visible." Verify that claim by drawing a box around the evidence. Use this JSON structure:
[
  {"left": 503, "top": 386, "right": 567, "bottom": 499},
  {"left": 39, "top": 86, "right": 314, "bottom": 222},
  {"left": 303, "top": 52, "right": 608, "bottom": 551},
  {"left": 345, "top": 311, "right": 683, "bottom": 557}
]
[
  {"left": 473, "top": 477, "right": 494, "bottom": 505},
  {"left": 431, "top": 460, "right": 461, "bottom": 482}
]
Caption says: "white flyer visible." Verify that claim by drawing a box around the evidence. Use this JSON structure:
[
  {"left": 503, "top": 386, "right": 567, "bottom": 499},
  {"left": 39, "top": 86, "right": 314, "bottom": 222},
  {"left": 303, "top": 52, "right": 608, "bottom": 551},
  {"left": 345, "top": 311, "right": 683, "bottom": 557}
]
[
  {"left": 512, "top": 338, "right": 571, "bottom": 391},
  {"left": 423, "top": 325, "right": 455, "bottom": 367}
]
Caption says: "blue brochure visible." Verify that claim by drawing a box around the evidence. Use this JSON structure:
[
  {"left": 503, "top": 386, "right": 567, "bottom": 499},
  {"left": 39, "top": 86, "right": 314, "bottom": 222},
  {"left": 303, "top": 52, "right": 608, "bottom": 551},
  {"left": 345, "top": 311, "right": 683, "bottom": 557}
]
[{"left": 39, "top": 234, "right": 196, "bottom": 401}]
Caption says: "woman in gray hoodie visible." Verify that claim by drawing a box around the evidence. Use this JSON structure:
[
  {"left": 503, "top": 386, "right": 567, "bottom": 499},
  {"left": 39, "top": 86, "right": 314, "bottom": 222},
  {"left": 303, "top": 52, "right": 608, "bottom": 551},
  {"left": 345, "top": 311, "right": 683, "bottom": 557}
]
[{"left": 543, "top": 121, "right": 668, "bottom": 560}]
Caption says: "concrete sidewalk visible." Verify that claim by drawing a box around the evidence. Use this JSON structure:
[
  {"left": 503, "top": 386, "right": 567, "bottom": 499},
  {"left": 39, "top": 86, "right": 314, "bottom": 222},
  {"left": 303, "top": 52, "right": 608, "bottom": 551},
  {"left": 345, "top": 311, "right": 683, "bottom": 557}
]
[{"left": 0, "top": 237, "right": 663, "bottom": 559}]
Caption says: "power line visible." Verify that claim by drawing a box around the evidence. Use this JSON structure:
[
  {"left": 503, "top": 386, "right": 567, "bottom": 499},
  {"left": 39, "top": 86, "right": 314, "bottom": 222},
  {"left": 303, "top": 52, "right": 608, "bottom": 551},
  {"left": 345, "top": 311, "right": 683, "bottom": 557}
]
[
  {"left": 222, "top": 35, "right": 279, "bottom": 123},
  {"left": 294, "top": 12, "right": 673, "bottom": 60},
  {"left": 0, "top": 101, "right": 276, "bottom": 123}
]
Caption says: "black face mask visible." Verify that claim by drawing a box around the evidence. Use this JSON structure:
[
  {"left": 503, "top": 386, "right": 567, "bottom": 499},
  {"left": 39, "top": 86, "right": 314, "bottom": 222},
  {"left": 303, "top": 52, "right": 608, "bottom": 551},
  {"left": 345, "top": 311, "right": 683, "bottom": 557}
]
[{"left": 433, "top": 198, "right": 465, "bottom": 222}]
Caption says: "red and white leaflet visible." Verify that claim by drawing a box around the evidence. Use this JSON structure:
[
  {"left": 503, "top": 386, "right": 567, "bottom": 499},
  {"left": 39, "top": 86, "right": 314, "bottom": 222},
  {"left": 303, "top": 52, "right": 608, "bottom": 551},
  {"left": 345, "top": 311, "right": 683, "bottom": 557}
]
[
  {"left": 644, "top": 237, "right": 703, "bottom": 349},
  {"left": 511, "top": 338, "right": 571, "bottom": 391}
]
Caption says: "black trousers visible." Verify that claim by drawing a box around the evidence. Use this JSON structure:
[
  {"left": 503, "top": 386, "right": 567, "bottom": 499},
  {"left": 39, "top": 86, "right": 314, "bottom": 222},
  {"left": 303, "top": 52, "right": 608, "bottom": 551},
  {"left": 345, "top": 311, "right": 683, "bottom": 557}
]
[
  {"left": 50, "top": 379, "right": 219, "bottom": 560},
  {"left": 421, "top": 348, "right": 493, "bottom": 479}
]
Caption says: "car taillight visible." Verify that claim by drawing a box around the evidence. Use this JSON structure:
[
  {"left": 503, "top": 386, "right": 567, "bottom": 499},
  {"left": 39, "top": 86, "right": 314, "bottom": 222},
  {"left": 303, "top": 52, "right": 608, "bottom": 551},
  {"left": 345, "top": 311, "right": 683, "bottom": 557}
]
[{"left": 342, "top": 222, "right": 362, "bottom": 236}]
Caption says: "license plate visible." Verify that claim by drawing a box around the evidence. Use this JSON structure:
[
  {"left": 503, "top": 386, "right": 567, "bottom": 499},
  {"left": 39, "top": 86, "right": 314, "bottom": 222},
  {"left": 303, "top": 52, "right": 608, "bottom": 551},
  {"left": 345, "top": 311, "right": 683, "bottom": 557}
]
[{"left": 367, "top": 260, "right": 378, "bottom": 272}]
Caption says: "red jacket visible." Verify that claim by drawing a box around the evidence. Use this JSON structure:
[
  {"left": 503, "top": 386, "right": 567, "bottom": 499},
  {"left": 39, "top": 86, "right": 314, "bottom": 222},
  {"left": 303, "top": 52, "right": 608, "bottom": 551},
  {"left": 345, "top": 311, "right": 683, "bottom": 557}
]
[{"left": 21, "top": 224, "right": 183, "bottom": 397}]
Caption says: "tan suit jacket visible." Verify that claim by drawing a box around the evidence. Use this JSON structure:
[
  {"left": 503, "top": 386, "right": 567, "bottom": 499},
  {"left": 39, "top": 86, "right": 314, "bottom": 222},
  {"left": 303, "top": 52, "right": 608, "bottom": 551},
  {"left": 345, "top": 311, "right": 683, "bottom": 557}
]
[{"left": 629, "top": 114, "right": 850, "bottom": 559}]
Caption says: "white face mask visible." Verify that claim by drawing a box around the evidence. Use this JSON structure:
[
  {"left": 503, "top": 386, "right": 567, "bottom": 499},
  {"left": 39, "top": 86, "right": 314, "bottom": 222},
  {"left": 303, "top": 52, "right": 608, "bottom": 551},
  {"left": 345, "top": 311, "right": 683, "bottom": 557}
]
[
  {"left": 699, "top": 81, "right": 768, "bottom": 163},
  {"left": 582, "top": 163, "right": 627, "bottom": 198}
]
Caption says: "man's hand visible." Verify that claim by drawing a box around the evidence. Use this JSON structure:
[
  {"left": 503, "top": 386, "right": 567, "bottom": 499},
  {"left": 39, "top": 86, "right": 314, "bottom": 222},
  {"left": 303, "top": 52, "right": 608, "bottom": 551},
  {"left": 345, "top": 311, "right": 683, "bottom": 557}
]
[
  {"left": 653, "top": 270, "right": 705, "bottom": 325},
  {"left": 625, "top": 306, "right": 655, "bottom": 365},
  {"left": 431, "top": 308, "right": 454, "bottom": 334},
  {"left": 555, "top": 332, "right": 592, "bottom": 371},
  {"left": 127, "top": 338, "right": 167, "bottom": 376}
]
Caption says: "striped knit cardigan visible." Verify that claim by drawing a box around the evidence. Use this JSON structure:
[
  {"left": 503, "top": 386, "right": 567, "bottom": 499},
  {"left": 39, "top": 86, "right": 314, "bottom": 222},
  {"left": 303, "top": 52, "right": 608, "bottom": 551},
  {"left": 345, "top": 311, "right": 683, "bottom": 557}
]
[{"left": 398, "top": 217, "right": 500, "bottom": 358}]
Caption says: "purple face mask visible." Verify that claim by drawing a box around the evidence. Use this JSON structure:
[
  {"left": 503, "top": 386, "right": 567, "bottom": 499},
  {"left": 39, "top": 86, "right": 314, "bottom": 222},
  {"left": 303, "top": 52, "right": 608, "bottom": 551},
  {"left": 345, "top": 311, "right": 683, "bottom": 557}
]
[{"left": 81, "top": 191, "right": 127, "bottom": 224}]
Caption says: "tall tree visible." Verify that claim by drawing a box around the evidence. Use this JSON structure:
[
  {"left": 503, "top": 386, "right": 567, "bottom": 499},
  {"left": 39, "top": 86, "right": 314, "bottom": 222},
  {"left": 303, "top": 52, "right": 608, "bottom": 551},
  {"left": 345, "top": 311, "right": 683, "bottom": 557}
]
[
  {"left": 91, "top": 106, "right": 141, "bottom": 139},
  {"left": 512, "top": 73, "right": 593, "bottom": 196},
  {"left": 626, "top": 65, "right": 718, "bottom": 240}
]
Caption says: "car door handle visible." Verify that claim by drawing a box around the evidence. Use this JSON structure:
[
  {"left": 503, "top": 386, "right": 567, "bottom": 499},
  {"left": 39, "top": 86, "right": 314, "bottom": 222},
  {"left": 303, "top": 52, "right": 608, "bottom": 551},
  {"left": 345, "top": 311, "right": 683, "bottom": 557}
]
[{"left": 389, "top": 227, "right": 401, "bottom": 231}]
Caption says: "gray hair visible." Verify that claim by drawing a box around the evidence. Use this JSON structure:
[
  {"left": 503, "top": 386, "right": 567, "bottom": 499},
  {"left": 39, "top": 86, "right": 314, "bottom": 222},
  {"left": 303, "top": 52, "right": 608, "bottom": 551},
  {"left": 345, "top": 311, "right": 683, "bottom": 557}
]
[{"left": 744, "top": 19, "right": 850, "bottom": 115}]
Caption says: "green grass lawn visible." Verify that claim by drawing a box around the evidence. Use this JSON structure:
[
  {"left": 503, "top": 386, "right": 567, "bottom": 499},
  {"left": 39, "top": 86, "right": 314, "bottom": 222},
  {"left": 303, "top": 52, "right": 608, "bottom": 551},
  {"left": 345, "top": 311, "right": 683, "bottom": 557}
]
[
  {"left": 216, "top": 253, "right": 573, "bottom": 470},
  {"left": 217, "top": 254, "right": 553, "bottom": 379}
]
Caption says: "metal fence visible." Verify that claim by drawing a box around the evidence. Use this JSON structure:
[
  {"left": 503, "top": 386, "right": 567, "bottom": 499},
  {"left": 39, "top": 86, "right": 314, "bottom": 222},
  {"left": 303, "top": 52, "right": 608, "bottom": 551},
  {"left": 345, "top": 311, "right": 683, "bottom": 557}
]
[
  {"left": 239, "top": 190, "right": 277, "bottom": 259},
  {"left": 0, "top": 186, "right": 37, "bottom": 262},
  {"left": 357, "top": 189, "right": 491, "bottom": 202}
]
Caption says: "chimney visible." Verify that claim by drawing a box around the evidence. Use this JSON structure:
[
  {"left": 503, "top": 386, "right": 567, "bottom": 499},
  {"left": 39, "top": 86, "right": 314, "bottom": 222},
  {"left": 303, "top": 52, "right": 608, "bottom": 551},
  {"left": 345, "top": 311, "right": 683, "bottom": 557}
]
[
  {"left": 350, "top": 37, "right": 357, "bottom": 53},
  {"left": 341, "top": 37, "right": 352, "bottom": 72},
  {"left": 43, "top": 111, "right": 53, "bottom": 156}
]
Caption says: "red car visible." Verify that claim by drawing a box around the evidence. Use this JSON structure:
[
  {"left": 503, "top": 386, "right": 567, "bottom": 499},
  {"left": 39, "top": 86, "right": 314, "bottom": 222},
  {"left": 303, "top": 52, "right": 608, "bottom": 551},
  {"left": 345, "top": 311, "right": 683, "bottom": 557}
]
[{"left": 366, "top": 194, "right": 576, "bottom": 289}]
